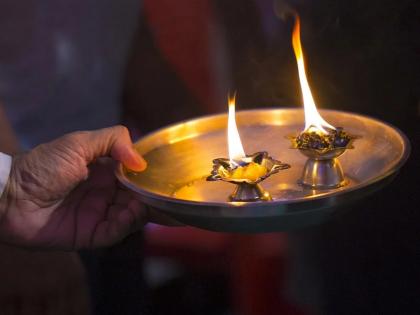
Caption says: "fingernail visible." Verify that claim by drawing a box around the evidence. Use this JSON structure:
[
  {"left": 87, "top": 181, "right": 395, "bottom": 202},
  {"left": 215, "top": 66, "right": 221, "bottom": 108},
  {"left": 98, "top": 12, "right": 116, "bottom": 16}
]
[{"left": 129, "top": 148, "right": 147, "bottom": 172}]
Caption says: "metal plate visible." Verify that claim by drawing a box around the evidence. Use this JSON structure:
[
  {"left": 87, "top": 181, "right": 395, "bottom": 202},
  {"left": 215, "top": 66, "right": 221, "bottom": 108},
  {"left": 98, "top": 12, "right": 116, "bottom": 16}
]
[{"left": 116, "top": 109, "right": 410, "bottom": 232}]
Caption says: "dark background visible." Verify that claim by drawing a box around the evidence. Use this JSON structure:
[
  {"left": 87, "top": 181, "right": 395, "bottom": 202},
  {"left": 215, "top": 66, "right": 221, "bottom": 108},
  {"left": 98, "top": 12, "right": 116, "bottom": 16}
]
[
  {"left": 122, "top": 0, "right": 419, "bottom": 314},
  {"left": 0, "top": 0, "right": 418, "bottom": 315}
]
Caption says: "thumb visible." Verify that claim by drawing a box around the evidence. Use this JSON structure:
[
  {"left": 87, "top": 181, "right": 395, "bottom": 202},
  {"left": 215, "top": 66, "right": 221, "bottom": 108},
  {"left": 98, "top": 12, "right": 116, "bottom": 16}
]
[{"left": 75, "top": 125, "right": 147, "bottom": 171}]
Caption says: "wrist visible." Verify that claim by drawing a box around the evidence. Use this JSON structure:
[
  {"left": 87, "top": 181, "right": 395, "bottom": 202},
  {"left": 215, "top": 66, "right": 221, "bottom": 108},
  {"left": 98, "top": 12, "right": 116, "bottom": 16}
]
[
  {"left": 0, "top": 157, "right": 26, "bottom": 245},
  {"left": 0, "top": 153, "right": 13, "bottom": 222},
  {"left": 0, "top": 159, "right": 17, "bottom": 223},
  {"left": 0, "top": 176, "right": 10, "bottom": 223}
]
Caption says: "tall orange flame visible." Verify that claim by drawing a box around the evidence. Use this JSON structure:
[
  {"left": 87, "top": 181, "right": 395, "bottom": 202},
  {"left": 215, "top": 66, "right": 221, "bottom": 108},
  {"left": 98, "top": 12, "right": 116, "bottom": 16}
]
[
  {"left": 227, "top": 94, "right": 246, "bottom": 165},
  {"left": 292, "top": 15, "right": 335, "bottom": 134}
]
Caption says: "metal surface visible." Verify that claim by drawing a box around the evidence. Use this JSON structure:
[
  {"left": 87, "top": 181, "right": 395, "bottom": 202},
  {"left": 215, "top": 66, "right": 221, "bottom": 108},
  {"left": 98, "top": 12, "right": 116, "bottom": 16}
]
[
  {"left": 297, "top": 148, "right": 348, "bottom": 189},
  {"left": 116, "top": 108, "right": 410, "bottom": 232},
  {"left": 299, "top": 154, "right": 346, "bottom": 189},
  {"left": 229, "top": 182, "right": 271, "bottom": 202},
  {"left": 290, "top": 130, "right": 358, "bottom": 189}
]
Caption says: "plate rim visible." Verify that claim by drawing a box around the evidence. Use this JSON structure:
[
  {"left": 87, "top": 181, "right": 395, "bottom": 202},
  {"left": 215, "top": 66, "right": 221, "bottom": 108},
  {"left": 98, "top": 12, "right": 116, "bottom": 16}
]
[{"left": 116, "top": 108, "right": 411, "bottom": 211}]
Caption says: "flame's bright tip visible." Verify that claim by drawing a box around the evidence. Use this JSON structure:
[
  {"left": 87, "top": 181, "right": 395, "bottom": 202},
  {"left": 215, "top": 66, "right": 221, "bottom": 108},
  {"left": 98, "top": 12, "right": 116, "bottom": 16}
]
[
  {"left": 292, "top": 15, "right": 335, "bottom": 134},
  {"left": 227, "top": 94, "right": 246, "bottom": 165}
]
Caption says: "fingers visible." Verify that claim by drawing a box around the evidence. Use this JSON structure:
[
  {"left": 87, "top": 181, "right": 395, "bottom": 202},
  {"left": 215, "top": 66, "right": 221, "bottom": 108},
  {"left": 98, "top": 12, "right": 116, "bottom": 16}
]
[
  {"left": 115, "top": 188, "right": 184, "bottom": 226},
  {"left": 75, "top": 187, "right": 115, "bottom": 248},
  {"left": 68, "top": 126, "right": 147, "bottom": 172},
  {"left": 91, "top": 200, "right": 147, "bottom": 248},
  {"left": 115, "top": 189, "right": 184, "bottom": 226},
  {"left": 146, "top": 207, "right": 185, "bottom": 226},
  {"left": 89, "top": 201, "right": 185, "bottom": 248},
  {"left": 88, "top": 184, "right": 185, "bottom": 248},
  {"left": 105, "top": 126, "right": 147, "bottom": 172},
  {"left": 113, "top": 189, "right": 132, "bottom": 205}
]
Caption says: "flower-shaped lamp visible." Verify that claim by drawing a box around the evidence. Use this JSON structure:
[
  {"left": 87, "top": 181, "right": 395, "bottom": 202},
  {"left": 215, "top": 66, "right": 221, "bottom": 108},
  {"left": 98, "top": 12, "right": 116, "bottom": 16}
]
[
  {"left": 207, "top": 151, "right": 290, "bottom": 201},
  {"left": 290, "top": 127, "right": 358, "bottom": 189}
]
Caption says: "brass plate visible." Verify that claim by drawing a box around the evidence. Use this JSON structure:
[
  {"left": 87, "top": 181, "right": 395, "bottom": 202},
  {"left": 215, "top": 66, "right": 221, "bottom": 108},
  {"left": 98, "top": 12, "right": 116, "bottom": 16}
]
[{"left": 116, "top": 109, "right": 410, "bottom": 232}]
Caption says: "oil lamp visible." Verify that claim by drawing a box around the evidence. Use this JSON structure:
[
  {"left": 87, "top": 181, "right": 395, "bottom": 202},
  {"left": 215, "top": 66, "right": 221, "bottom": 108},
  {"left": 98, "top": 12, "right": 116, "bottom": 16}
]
[
  {"left": 115, "top": 12, "right": 409, "bottom": 232},
  {"left": 289, "top": 15, "right": 358, "bottom": 189},
  {"left": 207, "top": 95, "right": 290, "bottom": 201}
]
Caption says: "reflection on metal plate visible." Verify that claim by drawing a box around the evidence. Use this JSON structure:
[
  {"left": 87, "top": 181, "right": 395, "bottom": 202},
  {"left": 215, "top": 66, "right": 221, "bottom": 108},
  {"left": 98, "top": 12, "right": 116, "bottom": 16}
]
[{"left": 116, "top": 109, "right": 410, "bottom": 232}]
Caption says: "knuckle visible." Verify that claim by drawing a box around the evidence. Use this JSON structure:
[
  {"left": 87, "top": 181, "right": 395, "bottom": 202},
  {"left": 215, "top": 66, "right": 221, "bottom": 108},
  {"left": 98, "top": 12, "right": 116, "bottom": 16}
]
[
  {"left": 61, "top": 131, "right": 90, "bottom": 145},
  {"left": 111, "top": 125, "right": 129, "bottom": 137},
  {"left": 56, "top": 132, "right": 89, "bottom": 163}
]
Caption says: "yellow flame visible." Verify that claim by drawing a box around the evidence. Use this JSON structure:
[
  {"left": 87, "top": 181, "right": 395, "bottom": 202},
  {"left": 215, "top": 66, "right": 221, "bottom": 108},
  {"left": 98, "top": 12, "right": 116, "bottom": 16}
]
[
  {"left": 228, "top": 94, "right": 246, "bottom": 165},
  {"left": 292, "top": 15, "right": 335, "bottom": 134}
]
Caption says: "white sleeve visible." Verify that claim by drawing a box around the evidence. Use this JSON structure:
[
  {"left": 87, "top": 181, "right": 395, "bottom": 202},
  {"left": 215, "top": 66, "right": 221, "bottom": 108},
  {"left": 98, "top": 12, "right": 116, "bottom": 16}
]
[{"left": 0, "top": 153, "right": 12, "bottom": 198}]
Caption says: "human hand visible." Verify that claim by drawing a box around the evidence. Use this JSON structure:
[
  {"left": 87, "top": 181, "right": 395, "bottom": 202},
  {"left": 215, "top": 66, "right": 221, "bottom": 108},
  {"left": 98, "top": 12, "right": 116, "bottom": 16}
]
[{"left": 0, "top": 126, "right": 152, "bottom": 249}]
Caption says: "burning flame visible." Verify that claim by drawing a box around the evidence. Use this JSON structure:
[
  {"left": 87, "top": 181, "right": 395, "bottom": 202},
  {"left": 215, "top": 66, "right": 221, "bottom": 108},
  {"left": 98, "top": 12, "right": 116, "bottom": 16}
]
[
  {"left": 228, "top": 94, "right": 246, "bottom": 165},
  {"left": 292, "top": 14, "right": 335, "bottom": 134}
]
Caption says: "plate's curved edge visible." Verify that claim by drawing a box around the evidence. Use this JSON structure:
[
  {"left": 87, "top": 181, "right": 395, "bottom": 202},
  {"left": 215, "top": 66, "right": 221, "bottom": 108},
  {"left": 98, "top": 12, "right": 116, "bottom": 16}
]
[
  {"left": 115, "top": 109, "right": 410, "bottom": 213},
  {"left": 116, "top": 162, "right": 396, "bottom": 224}
]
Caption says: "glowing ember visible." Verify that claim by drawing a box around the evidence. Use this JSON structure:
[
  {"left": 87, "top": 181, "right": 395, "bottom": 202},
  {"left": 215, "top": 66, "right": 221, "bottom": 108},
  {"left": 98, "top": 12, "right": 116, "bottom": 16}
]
[
  {"left": 292, "top": 14, "right": 335, "bottom": 134},
  {"left": 230, "top": 162, "right": 267, "bottom": 181},
  {"left": 208, "top": 151, "right": 290, "bottom": 186},
  {"left": 295, "top": 127, "right": 352, "bottom": 151}
]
